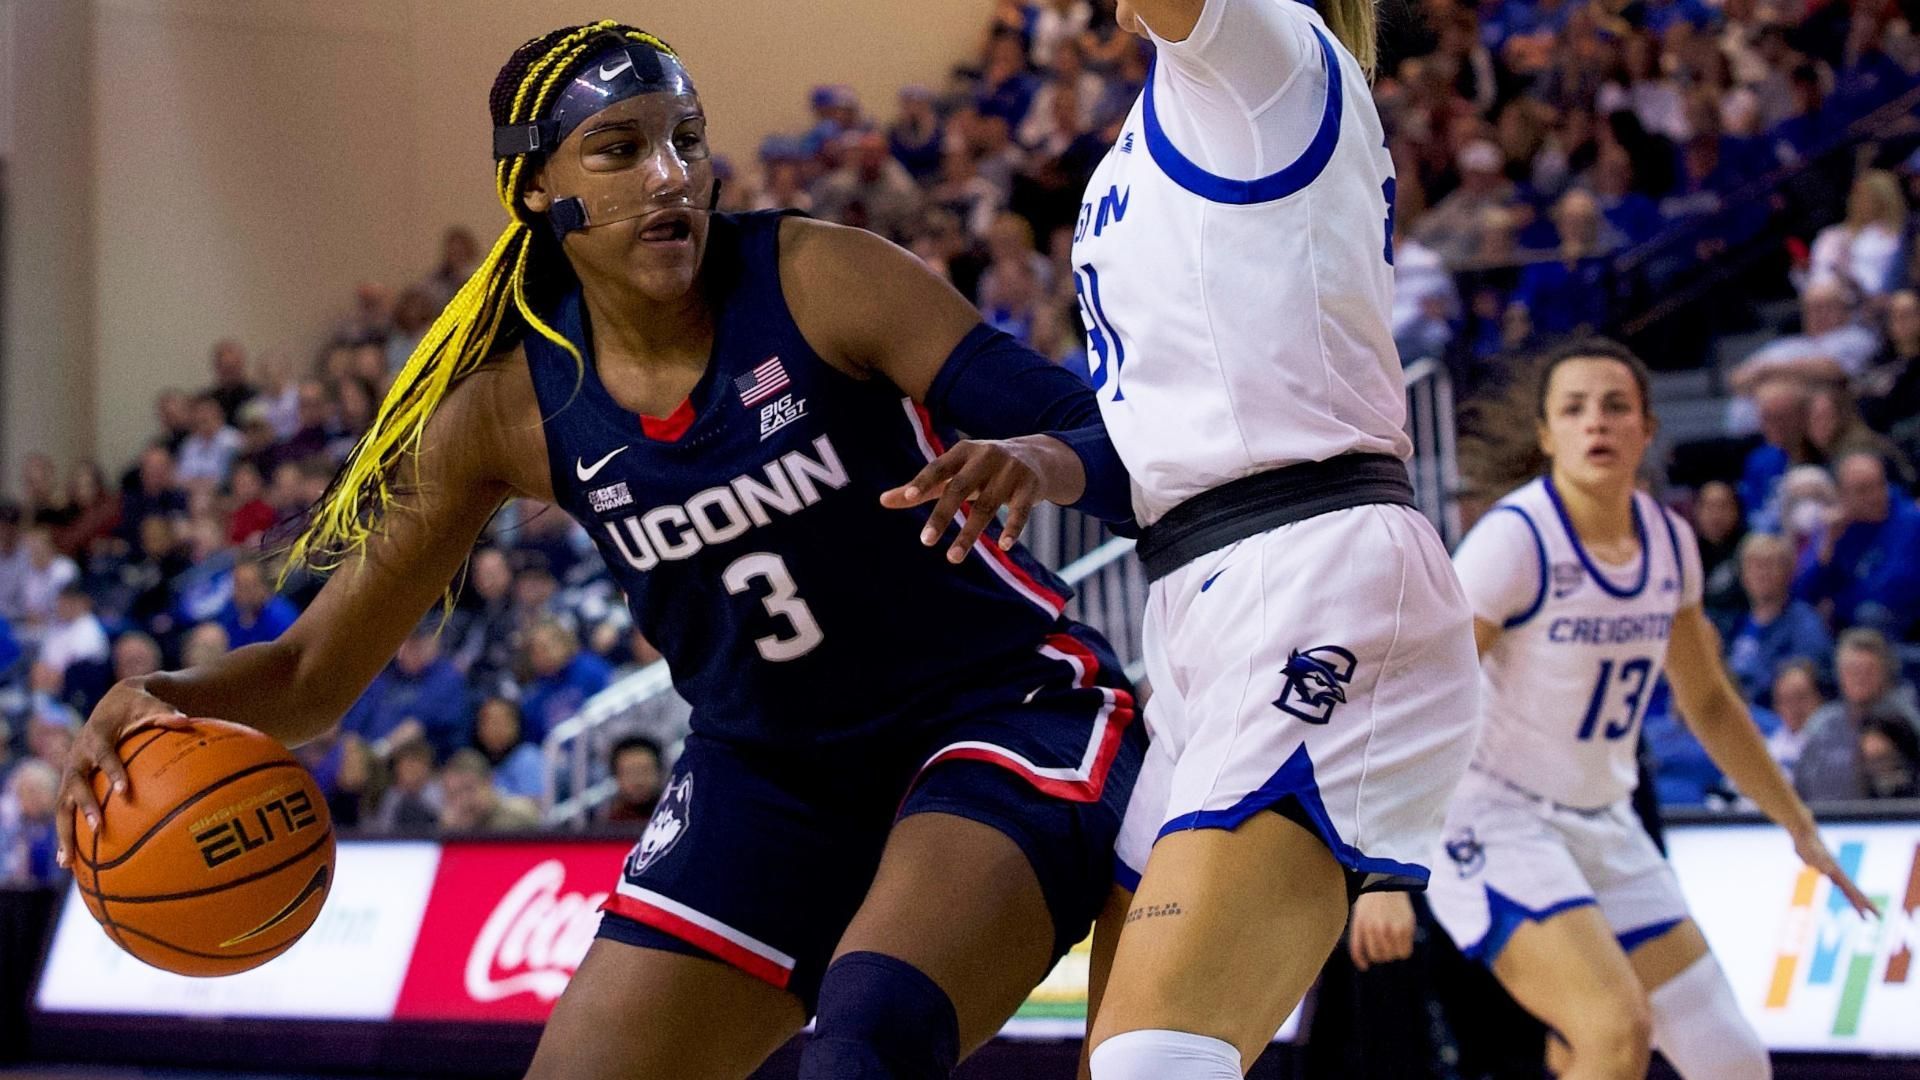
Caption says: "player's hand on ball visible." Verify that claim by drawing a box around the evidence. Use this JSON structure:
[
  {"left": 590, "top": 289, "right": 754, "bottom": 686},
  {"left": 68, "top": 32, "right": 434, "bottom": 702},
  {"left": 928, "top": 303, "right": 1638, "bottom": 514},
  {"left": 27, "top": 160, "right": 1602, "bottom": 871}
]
[
  {"left": 56, "top": 678, "right": 192, "bottom": 868},
  {"left": 1793, "top": 825, "right": 1880, "bottom": 918},
  {"left": 1348, "top": 891, "right": 1416, "bottom": 971},
  {"left": 881, "top": 435, "right": 1081, "bottom": 563}
]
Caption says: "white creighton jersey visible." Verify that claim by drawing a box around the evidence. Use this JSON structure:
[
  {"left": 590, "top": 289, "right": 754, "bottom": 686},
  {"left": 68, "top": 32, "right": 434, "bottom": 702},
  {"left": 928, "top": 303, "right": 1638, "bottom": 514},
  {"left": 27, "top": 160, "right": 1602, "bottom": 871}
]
[
  {"left": 1455, "top": 477, "right": 1704, "bottom": 808},
  {"left": 1071, "top": 0, "right": 1409, "bottom": 526}
]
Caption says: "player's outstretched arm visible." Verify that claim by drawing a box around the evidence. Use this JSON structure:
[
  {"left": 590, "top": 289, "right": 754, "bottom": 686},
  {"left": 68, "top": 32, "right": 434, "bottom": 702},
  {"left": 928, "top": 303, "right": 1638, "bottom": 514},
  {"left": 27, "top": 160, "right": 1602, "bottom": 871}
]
[
  {"left": 56, "top": 359, "right": 548, "bottom": 865},
  {"left": 779, "top": 217, "right": 1134, "bottom": 559},
  {"left": 1664, "top": 604, "right": 1879, "bottom": 917}
]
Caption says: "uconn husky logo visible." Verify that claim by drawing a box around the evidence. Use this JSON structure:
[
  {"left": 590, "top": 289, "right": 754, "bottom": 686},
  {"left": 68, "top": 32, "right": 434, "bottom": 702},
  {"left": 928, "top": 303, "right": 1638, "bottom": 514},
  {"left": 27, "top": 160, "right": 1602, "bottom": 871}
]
[
  {"left": 626, "top": 775, "right": 693, "bottom": 877},
  {"left": 1273, "top": 645, "right": 1358, "bottom": 724}
]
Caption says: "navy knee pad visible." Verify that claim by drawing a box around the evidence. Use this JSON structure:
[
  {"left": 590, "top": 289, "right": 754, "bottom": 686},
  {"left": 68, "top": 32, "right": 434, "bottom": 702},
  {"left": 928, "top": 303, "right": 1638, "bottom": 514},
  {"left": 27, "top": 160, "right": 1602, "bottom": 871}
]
[{"left": 797, "top": 951, "right": 960, "bottom": 1080}]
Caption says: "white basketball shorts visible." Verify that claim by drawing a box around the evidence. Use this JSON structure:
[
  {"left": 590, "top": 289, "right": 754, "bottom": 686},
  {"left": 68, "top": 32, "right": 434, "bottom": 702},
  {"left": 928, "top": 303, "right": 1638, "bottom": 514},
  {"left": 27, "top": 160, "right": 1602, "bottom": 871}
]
[
  {"left": 1425, "top": 768, "right": 1692, "bottom": 964},
  {"left": 1114, "top": 503, "right": 1480, "bottom": 894}
]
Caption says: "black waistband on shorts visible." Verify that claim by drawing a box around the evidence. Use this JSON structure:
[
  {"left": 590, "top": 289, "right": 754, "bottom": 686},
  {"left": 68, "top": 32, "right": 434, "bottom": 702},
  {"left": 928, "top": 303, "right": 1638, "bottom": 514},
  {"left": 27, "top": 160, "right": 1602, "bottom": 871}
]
[{"left": 1135, "top": 453, "right": 1416, "bottom": 583}]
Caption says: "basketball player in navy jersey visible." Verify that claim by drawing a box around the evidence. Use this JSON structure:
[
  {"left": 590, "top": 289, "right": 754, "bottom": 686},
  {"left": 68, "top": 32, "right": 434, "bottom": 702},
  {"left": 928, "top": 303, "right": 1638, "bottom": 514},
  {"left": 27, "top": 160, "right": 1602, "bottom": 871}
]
[{"left": 58, "top": 23, "right": 1144, "bottom": 1080}]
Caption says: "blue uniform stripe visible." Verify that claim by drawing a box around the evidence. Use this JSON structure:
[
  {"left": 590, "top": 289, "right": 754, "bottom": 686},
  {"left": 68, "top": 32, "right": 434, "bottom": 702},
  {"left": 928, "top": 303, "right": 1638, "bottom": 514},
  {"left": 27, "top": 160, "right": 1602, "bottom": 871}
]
[
  {"left": 1140, "top": 26, "right": 1344, "bottom": 205},
  {"left": 1499, "top": 506, "right": 1550, "bottom": 629},
  {"left": 1543, "top": 475, "right": 1650, "bottom": 599}
]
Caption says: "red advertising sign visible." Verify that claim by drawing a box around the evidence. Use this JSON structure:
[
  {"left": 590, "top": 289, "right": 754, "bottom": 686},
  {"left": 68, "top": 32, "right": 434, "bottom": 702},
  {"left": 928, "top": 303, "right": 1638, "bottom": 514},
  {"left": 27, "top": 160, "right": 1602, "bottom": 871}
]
[{"left": 392, "top": 840, "right": 632, "bottom": 1022}]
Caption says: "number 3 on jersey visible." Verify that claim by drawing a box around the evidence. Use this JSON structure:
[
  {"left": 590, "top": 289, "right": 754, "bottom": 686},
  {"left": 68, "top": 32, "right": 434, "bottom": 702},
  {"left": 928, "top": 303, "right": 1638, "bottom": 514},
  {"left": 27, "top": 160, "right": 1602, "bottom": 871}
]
[
  {"left": 1576, "top": 657, "right": 1651, "bottom": 741},
  {"left": 723, "top": 552, "right": 824, "bottom": 662}
]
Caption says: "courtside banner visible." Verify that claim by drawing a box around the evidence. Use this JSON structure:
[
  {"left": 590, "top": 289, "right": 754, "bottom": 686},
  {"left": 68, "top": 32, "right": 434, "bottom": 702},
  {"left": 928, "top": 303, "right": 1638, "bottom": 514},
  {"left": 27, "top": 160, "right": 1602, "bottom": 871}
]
[
  {"left": 35, "top": 841, "right": 440, "bottom": 1019},
  {"left": 1668, "top": 820, "right": 1920, "bottom": 1055},
  {"left": 391, "top": 840, "right": 629, "bottom": 1022}
]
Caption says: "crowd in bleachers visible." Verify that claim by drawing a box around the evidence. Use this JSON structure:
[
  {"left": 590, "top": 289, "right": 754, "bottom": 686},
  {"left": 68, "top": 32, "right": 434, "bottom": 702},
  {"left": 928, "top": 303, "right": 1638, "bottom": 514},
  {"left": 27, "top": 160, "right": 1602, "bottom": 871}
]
[{"left": 4, "top": 0, "right": 1920, "bottom": 887}]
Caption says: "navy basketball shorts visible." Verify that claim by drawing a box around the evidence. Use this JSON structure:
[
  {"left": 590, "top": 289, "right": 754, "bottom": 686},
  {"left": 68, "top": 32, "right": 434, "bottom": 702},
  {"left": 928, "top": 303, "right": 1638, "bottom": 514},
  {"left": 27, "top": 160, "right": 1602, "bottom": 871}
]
[{"left": 595, "top": 625, "right": 1143, "bottom": 1012}]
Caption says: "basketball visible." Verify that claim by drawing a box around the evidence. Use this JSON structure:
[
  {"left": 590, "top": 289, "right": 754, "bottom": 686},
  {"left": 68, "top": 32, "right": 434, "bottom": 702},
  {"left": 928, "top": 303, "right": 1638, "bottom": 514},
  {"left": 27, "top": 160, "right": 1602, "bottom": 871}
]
[{"left": 69, "top": 718, "right": 335, "bottom": 977}]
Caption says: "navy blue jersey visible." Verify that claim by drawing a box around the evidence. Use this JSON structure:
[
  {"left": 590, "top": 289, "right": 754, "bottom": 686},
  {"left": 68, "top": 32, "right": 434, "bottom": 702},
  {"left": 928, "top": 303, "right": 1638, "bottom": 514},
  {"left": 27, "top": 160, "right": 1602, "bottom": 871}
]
[{"left": 522, "top": 212, "right": 1075, "bottom": 749}]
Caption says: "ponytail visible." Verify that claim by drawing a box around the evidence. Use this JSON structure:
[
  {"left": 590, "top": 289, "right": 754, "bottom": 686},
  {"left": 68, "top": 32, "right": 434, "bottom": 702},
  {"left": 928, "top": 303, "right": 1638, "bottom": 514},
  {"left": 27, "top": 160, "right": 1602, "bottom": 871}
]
[{"left": 1320, "top": 0, "right": 1379, "bottom": 77}]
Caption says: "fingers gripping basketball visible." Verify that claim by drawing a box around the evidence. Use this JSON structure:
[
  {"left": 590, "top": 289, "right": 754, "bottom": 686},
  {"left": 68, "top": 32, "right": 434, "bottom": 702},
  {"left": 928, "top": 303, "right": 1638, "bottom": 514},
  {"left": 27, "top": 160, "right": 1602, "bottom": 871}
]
[{"left": 70, "top": 719, "right": 335, "bottom": 977}]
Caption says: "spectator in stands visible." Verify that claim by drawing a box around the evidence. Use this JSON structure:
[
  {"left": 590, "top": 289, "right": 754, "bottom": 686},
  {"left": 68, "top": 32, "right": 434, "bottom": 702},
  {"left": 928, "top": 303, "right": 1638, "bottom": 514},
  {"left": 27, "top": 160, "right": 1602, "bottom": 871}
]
[
  {"left": 386, "top": 287, "right": 438, "bottom": 375},
  {"left": 369, "top": 737, "right": 441, "bottom": 832},
  {"left": 811, "top": 131, "right": 923, "bottom": 243},
  {"left": 1767, "top": 62, "right": 1829, "bottom": 168},
  {"left": 1022, "top": 38, "right": 1103, "bottom": 145},
  {"left": 205, "top": 339, "right": 256, "bottom": 425},
  {"left": 439, "top": 749, "right": 541, "bottom": 832},
  {"left": 518, "top": 620, "right": 612, "bottom": 743},
  {"left": 474, "top": 697, "right": 544, "bottom": 801},
  {"left": 1864, "top": 288, "right": 1920, "bottom": 431},
  {"left": 116, "top": 445, "right": 187, "bottom": 545},
  {"left": 1029, "top": 0, "right": 1092, "bottom": 66},
  {"left": 24, "top": 708, "right": 76, "bottom": 772},
  {"left": 450, "top": 546, "right": 518, "bottom": 692},
  {"left": 1793, "top": 451, "right": 1920, "bottom": 636},
  {"left": 54, "top": 462, "right": 119, "bottom": 558},
  {"left": 175, "top": 393, "right": 242, "bottom": 488},
  {"left": 1807, "top": 169, "right": 1910, "bottom": 298},
  {"left": 342, "top": 618, "right": 471, "bottom": 763},
  {"left": 423, "top": 226, "right": 481, "bottom": 307},
  {"left": 1861, "top": 711, "right": 1920, "bottom": 798},
  {"left": 225, "top": 461, "right": 275, "bottom": 545},
  {"left": 1726, "top": 533, "right": 1834, "bottom": 703},
  {"left": 215, "top": 558, "right": 298, "bottom": 649},
  {"left": 888, "top": 86, "right": 945, "bottom": 183},
  {"left": 111, "top": 631, "right": 161, "bottom": 684},
  {"left": 1693, "top": 480, "right": 1748, "bottom": 627},
  {"left": 1510, "top": 190, "right": 1618, "bottom": 336},
  {"left": 0, "top": 502, "right": 27, "bottom": 622},
  {"left": 1730, "top": 280, "right": 1883, "bottom": 398},
  {"left": 16, "top": 529, "right": 77, "bottom": 633},
  {"left": 275, "top": 380, "right": 336, "bottom": 469},
  {"left": 977, "top": 28, "right": 1039, "bottom": 129},
  {"left": 1413, "top": 140, "right": 1518, "bottom": 266},
  {"left": 180, "top": 621, "right": 229, "bottom": 669},
  {"left": 1795, "top": 629, "right": 1920, "bottom": 801},
  {"left": 151, "top": 388, "right": 194, "bottom": 453},
  {"left": 0, "top": 760, "right": 61, "bottom": 886},
  {"left": 1767, "top": 659, "right": 1825, "bottom": 776},
  {"left": 1807, "top": 382, "right": 1914, "bottom": 487},
  {"left": 36, "top": 585, "right": 107, "bottom": 682},
  {"left": 19, "top": 454, "right": 61, "bottom": 528},
  {"left": 1738, "top": 376, "right": 1817, "bottom": 531},
  {"left": 602, "top": 734, "right": 666, "bottom": 824}
]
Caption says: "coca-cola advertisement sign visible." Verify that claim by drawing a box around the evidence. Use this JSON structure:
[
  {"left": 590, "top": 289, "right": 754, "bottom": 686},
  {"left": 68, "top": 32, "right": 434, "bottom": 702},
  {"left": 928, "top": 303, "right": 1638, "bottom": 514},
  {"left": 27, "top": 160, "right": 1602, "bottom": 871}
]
[{"left": 392, "top": 840, "right": 631, "bottom": 1022}]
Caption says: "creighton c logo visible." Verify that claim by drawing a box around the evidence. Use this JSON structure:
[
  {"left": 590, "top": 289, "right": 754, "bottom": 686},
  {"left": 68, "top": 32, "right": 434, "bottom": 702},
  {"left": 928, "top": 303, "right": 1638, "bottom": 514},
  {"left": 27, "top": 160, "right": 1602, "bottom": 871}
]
[
  {"left": 1273, "top": 645, "right": 1358, "bottom": 724},
  {"left": 1766, "top": 841, "right": 1920, "bottom": 1036}
]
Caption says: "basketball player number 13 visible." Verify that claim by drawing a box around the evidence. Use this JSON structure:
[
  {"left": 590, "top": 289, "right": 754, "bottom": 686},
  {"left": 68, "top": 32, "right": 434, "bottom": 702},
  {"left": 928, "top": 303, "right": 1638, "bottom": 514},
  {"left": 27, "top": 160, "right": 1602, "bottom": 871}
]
[
  {"left": 723, "top": 552, "right": 825, "bottom": 662},
  {"left": 1576, "top": 657, "right": 1651, "bottom": 741}
]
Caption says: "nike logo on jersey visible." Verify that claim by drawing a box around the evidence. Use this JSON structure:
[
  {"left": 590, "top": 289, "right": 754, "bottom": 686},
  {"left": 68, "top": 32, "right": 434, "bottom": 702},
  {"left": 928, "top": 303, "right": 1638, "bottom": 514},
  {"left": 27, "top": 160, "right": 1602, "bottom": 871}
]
[
  {"left": 577, "top": 446, "right": 630, "bottom": 482},
  {"left": 1201, "top": 568, "right": 1227, "bottom": 592},
  {"left": 598, "top": 56, "right": 634, "bottom": 81}
]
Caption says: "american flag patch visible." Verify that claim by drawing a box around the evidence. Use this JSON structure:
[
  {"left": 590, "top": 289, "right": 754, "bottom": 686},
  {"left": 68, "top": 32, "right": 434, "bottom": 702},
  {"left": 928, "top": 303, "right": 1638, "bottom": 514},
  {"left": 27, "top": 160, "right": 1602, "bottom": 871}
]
[{"left": 735, "top": 357, "right": 790, "bottom": 407}]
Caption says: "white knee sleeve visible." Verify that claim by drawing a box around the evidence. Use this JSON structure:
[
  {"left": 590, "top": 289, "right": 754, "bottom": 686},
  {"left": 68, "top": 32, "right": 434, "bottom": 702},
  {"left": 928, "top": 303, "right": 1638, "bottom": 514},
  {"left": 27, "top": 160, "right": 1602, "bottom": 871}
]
[
  {"left": 1090, "top": 1030, "right": 1242, "bottom": 1080},
  {"left": 1649, "top": 954, "right": 1771, "bottom": 1080}
]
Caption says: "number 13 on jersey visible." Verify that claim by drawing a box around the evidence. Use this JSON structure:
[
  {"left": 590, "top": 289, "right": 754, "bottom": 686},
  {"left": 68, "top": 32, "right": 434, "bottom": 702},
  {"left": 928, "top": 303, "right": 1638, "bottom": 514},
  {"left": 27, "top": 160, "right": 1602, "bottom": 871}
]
[{"left": 1576, "top": 657, "right": 1652, "bottom": 741}]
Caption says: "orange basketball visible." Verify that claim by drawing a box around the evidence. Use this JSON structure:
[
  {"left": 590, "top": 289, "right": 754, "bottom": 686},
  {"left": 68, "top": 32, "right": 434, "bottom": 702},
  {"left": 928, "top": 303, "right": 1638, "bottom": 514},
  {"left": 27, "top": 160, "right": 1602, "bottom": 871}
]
[{"left": 70, "top": 718, "right": 335, "bottom": 977}]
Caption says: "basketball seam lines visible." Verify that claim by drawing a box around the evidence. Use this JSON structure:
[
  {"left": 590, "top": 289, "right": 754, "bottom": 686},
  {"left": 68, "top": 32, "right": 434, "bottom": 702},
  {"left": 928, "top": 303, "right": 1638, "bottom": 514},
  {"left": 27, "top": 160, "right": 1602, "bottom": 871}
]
[
  {"left": 81, "top": 760, "right": 303, "bottom": 871},
  {"left": 74, "top": 825, "right": 335, "bottom": 904}
]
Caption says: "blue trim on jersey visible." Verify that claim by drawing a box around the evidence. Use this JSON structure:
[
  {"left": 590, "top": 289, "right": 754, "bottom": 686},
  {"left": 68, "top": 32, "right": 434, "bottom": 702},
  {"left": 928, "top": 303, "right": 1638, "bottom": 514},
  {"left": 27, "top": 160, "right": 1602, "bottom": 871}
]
[
  {"left": 1464, "top": 888, "right": 1598, "bottom": 964},
  {"left": 1140, "top": 26, "right": 1343, "bottom": 205},
  {"left": 1499, "top": 506, "right": 1550, "bottom": 629},
  {"left": 1616, "top": 917, "right": 1684, "bottom": 954},
  {"left": 1113, "top": 855, "right": 1142, "bottom": 893},
  {"left": 1656, "top": 506, "right": 1686, "bottom": 596},
  {"left": 1542, "top": 475, "right": 1650, "bottom": 599},
  {"left": 1156, "top": 744, "right": 1430, "bottom": 886}
]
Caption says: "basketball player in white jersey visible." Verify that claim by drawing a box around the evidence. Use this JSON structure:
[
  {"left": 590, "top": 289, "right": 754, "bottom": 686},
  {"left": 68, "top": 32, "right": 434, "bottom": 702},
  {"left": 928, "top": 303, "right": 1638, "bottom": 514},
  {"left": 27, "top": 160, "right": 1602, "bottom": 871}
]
[
  {"left": 1353, "top": 340, "right": 1873, "bottom": 1080},
  {"left": 1069, "top": 1, "right": 1483, "bottom": 1075}
]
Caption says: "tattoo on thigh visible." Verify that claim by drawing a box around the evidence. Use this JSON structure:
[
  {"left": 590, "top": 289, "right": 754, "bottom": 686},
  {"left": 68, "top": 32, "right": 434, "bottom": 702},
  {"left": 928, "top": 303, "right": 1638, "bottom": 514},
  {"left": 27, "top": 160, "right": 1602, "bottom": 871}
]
[{"left": 1125, "top": 901, "right": 1183, "bottom": 924}]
